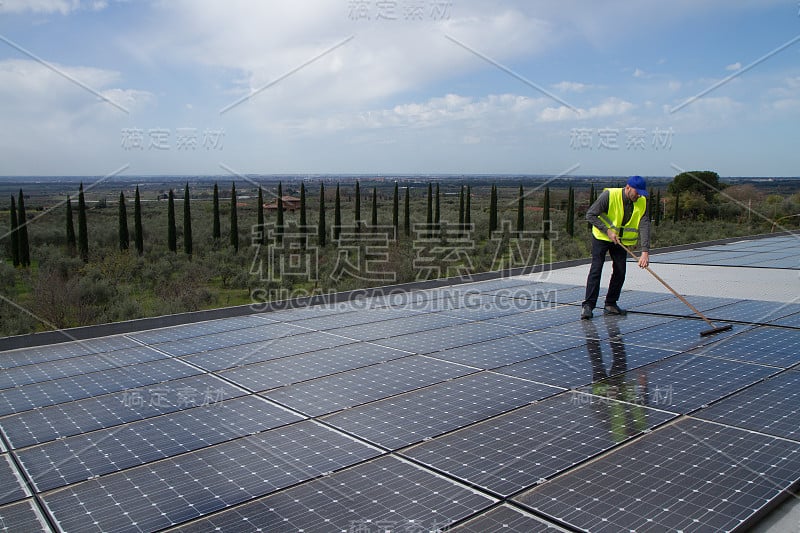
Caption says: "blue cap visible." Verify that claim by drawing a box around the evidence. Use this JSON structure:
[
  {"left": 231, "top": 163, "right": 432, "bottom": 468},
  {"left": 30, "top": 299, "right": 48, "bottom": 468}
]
[{"left": 626, "top": 175, "right": 647, "bottom": 197}]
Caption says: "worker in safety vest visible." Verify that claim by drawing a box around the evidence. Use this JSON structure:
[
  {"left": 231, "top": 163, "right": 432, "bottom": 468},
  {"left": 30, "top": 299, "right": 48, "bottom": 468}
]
[{"left": 581, "top": 176, "right": 650, "bottom": 319}]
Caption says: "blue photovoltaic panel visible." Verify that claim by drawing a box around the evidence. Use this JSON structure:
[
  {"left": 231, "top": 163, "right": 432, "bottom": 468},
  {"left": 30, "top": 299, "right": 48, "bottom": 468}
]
[
  {"left": 152, "top": 322, "right": 300, "bottom": 357},
  {"left": 427, "top": 331, "right": 587, "bottom": 369},
  {"left": 0, "top": 335, "right": 139, "bottom": 369},
  {"left": 263, "top": 355, "right": 477, "bottom": 417},
  {"left": 170, "top": 456, "right": 495, "bottom": 533},
  {"left": 515, "top": 418, "right": 800, "bottom": 532},
  {"left": 0, "top": 345, "right": 167, "bottom": 390},
  {"left": 181, "top": 330, "right": 359, "bottom": 371},
  {"left": 706, "top": 300, "right": 800, "bottom": 324},
  {"left": 577, "top": 352, "right": 778, "bottom": 414},
  {"left": 480, "top": 305, "right": 580, "bottom": 333},
  {"left": 264, "top": 302, "right": 362, "bottom": 322},
  {"left": 220, "top": 342, "right": 410, "bottom": 392},
  {"left": 282, "top": 305, "right": 423, "bottom": 331},
  {"left": 373, "top": 321, "right": 516, "bottom": 354},
  {"left": 449, "top": 504, "right": 568, "bottom": 532},
  {"left": 496, "top": 340, "right": 678, "bottom": 390},
  {"left": 693, "top": 325, "right": 800, "bottom": 368},
  {"left": 435, "top": 295, "right": 544, "bottom": 321},
  {"left": 0, "top": 374, "right": 246, "bottom": 449},
  {"left": 402, "top": 393, "right": 676, "bottom": 497},
  {"left": 612, "top": 319, "right": 744, "bottom": 353},
  {"left": 41, "top": 420, "right": 380, "bottom": 533},
  {"left": 322, "top": 372, "right": 562, "bottom": 449},
  {"left": 613, "top": 290, "right": 674, "bottom": 309},
  {"left": 128, "top": 315, "right": 271, "bottom": 344},
  {"left": 0, "top": 358, "right": 201, "bottom": 416},
  {"left": 327, "top": 312, "right": 467, "bottom": 341},
  {"left": 18, "top": 395, "right": 303, "bottom": 492},
  {"left": 769, "top": 311, "right": 800, "bottom": 328},
  {"left": 0, "top": 499, "right": 51, "bottom": 532},
  {"left": 633, "top": 295, "right": 739, "bottom": 317},
  {"left": 693, "top": 369, "right": 800, "bottom": 442},
  {"left": 0, "top": 454, "right": 29, "bottom": 505}
]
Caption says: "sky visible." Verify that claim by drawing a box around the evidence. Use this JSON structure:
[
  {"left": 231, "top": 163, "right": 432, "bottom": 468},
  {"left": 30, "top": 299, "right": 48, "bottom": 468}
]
[{"left": 0, "top": 0, "right": 798, "bottom": 178}]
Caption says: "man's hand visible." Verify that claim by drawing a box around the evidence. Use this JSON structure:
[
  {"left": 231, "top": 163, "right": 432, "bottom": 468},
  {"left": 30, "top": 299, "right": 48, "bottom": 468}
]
[
  {"left": 638, "top": 251, "right": 649, "bottom": 268},
  {"left": 606, "top": 229, "right": 620, "bottom": 244}
]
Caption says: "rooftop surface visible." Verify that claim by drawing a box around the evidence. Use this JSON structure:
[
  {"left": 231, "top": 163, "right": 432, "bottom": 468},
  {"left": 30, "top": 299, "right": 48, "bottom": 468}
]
[{"left": 0, "top": 234, "right": 798, "bottom": 532}]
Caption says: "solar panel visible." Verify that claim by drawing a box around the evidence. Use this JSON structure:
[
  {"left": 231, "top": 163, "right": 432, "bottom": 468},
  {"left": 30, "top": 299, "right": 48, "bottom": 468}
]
[
  {"left": 0, "top": 374, "right": 246, "bottom": 449},
  {"left": 0, "top": 358, "right": 201, "bottom": 416},
  {"left": 169, "top": 456, "right": 495, "bottom": 533},
  {"left": 373, "top": 322, "right": 518, "bottom": 354},
  {"left": 322, "top": 372, "right": 562, "bottom": 449},
  {"left": 0, "top": 499, "right": 51, "bottom": 532},
  {"left": 693, "top": 369, "right": 800, "bottom": 441},
  {"left": 219, "top": 342, "right": 411, "bottom": 392},
  {"left": 449, "top": 504, "right": 569, "bottom": 532},
  {"left": 153, "top": 322, "right": 300, "bottom": 357},
  {"left": 18, "top": 395, "right": 303, "bottom": 492},
  {"left": 128, "top": 315, "right": 271, "bottom": 344},
  {"left": 0, "top": 335, "right": 139, "bottom": 369},
  {"left": 515, "top": 418, "right": 800, "bottom": 532},
  {"left": 401, "top": 393, "right": 676, "bottom": 497},
  {"left": 181, "top": 330, "right": 360, "bottom": 371},
  {"left": 427, "top": 331, "right": 587, "bottom": 369},
  {"left": 282, "top": 305, "right": 423, "bottom": 331},
  {"left": 0, "top": 454, "right": 29, "bottom": 505},
  {"left": 481, "top": 305, "right": 580, "bottom": 332},
  {"left": 496, "top": 341, "right": 678, "bottom": 390},
  {"left": 0, "top": 345, "right": 167, "bottom": 390},
  {"left": 577, "top": 353, "right": 778, "bottom": 414},
  {"left": 612, "top": 319, "right": 744, "bottom": 353},
  {"left": 694, "top": 326, "right": 800, "bottom": 368},
  {"left": 633, "top": 295, "right": 740, "bottom": 317},
  {"left": 263, "top": 355, "right": 477, "bottom": 417},
  {"left": 327, "top": 312, "right": 467, "bottom": 341},
  {"left": 706, "top": 300, "right": 800, "bottom": 324},
  {"left": 40, "top": 420, "right": 381, "bottom": 532},
  {"left": 770, "top": 311, "right": 800, "bottom": 328}
]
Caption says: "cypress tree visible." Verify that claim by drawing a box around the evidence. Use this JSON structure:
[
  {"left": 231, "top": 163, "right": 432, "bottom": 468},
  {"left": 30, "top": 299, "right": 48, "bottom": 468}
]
[
  {"left": 465, "top": 185, "right": 471, "bottom": 227},
  {"left": 230, "top": 182, "right": 239, "bottom": 252},
  {"left": 276, "top": 182, "right": 284, "bottom": 243},
  {"left": 673, "top": 190, "right": 681, "bottom": 223},
  {"left": 566, "top": 185, "right": 575, "bottom": 237},
  {"left": 9, "top": 197, "right": 19, "bottom": 267},
  {"left": 167, "top": 189, "right": 177, "bottom": 253},
  {"left": 77, "top": 183, "right": 89, "bottom": 262},
  {"left": 655, "top": 189, "right": 662, "bottom": 226},
  {"left": 489, "top": 184, "right": 498, "bottom": 236},
  {"left": 318, "top": 182, "right": 326, "bottom": 246},
  {"left": 371, "top": 187, "right": 378, "bottom": 228},
  {"left": 392, "top": 182, "right": 399, "bottom": 239},
  {"left": 587, "top": 183, "right": 597, "bottom": 231},
  {"left": 458, "top": 185, "right": 465, "bottom": 225},
  {"left": 17, "top": 190, "right": 30, "bottom": 266},
  {"left": 212, "top": 182, "right": 221, "bottom": 240},
  {"left": 354, "top": 180, "right": 361, "bottom": 234},
  {"left": 299, "top": 182, "right": 307, "bottom": 233},
  {"left": 119, "top": 191, "right": 129, "bottom": 251},
  {"left": 334, "top": 183, "right": 342, "bottom": 241},
  {"left": 426, "top": 183, "right": 433, "bottom": 237},
  {"left": 256, "top": 186, "right": 264, "bottom": 245},
  {"left": 542, "top": 186, "right": 551, "bottom": 239},
  {"left": 65, "top": 195, "right": 76, "bottom": 254},
  {"left": 516, "top": 184, "right": 524, "bottom": 234},
  {"left": 134, "top": 186, "right": 144, "bottom": 255},
  {"left": 183, "top": 183, "right": 193, "bottom": 256},
  {"left": 403, "top": 186, "right": 410, "bottom": 238}
]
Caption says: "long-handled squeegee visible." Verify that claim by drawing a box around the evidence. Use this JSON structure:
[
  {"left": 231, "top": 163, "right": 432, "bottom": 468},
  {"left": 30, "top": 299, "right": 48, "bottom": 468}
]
[{"left": 620, "top": 243, "right": 733, "bottom": 337}]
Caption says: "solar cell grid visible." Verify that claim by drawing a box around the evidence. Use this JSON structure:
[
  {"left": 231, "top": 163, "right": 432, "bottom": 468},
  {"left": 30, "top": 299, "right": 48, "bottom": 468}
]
[
  {"left": 0, "top": 499, "right": 51, "bottom": 532},
  {"left": 327, "top": 312, "right": 467, "bottom": 341},
  {"left": 633, "top": 295, "right": 740, "bottom": 317},
  {"left": 283, "top": 305, "right": 423, "bottom": 331},
  {"left": 263, "top": 355, "right": 477, "bottom": 416},
  {"left": 0, "top": 374, "right": 246, "bottom": 449},
  {"left": 706, "top": 300, "right": 800, "bottom": 324},
  {"left": 373, "top": 321, "right": 517, "bottom": 354},
  {"left": 449, "top": 504, "right": 568, "bottom": 532},
  {"left": 153, "top": 322, "right": 299, "bottom": 357},
  {"left": 480, "top": 305, "right": 580, "bottom": 332},
  {"left": 577, "top": 353, "right": 778, "bottom": 414},
  {"left": 128, "top": 315, "right": 270, "bottom": 344},
  {"left": 693, "top": 369, "right": 800, "bottom": 442},
  {"left": 427, "top": 331, "right": 587, "bottom": 369},
  {"left": 694, "top": 325, "right": 800, "bottom": 368},
  {"left": 516, "top": 418, "right": 800, "bottom": 532},
  {"left": 18, "top": 395, "right": 303, "bottom": 492},
  {"left": 612, "top": 318, "right": 744, "bottom": 352},
  {"left": 321, "top": 372, "right": 562, "bottom": 449},
  {"left": 219, "top": 342, "right": 411, "bottom": 392},
  {"left": 180, "top": 330, "right": 359, "bottom": 371},
  {"left": 0, "top": 335, "right": 138, "bottom": 370},
  {"left": 0, "top": 454, "right": 29, "bottom": 505},
  {"left": 168, "top": 456, "right": 495, "bottom": 533},
  {"left": 0, "top": 358, "right": 201, "bottom": 416},
  {"left": 402, "top": 393, "right": 676, "bottom": 496},
  {"left": 770, "top": 311, "right": 800, "bottom": 328},
  {"left": 40, "top": 420, "right": 380, "bottom": 533}
]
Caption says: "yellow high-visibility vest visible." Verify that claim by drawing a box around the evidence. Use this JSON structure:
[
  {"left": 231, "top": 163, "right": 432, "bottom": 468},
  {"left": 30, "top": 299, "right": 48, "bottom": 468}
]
[{"left": 592, "top": 188, "right": 647, "bottom": 246}]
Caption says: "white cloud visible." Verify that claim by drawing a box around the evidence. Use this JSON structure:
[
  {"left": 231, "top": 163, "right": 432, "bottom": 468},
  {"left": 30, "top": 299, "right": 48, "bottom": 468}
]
[
  {"left": 552, "top": 81, "right": 595, "bottom": 93},
  {"left": 0, "top": 0, "right": 105, "bottom": 14},
  {"left": 633, "top": 68, "right": 647, "bottom": 78},
  {"left": 726, "top": 62, "right": 742, "bottom": 71},
  {"left": 539, "top": 97, "right": 634, "bottom": 122}
]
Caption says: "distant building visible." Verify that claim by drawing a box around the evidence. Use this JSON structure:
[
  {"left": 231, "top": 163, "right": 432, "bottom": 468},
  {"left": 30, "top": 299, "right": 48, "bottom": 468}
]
[{"left": 264, "top": 196, "right": 301, "bottom": 212}]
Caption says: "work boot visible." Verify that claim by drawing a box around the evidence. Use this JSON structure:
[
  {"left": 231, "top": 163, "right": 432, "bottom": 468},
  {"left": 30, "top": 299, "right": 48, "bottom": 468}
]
[
  {"left": 603, "top": 304, "right": 627, "bottom": 316},
  {"left": 581, "top": 305, "right": 593, "bottom": 319}
]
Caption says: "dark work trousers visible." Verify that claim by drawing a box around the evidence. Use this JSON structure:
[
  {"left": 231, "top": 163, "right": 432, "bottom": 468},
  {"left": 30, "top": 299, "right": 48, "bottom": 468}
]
[{"left": 583, "top": 236, "right": 627, "bottom": 309}]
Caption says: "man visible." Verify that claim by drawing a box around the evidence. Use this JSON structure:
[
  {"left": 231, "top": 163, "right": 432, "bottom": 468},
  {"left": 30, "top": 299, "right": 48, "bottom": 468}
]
[{"left": 582, "top": 175, "right": 650, "bottom": 319}]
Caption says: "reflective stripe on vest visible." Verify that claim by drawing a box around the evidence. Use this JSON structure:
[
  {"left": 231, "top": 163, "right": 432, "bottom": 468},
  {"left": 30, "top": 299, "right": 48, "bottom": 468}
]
[{"left": 592, "top": 188, "right": 646, "bottom": 246}]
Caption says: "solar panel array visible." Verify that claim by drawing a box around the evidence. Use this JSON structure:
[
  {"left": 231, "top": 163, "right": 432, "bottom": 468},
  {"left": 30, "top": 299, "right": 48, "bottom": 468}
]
[{"left": 0, "top": 235, "right": 798, "bottom": 531}]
